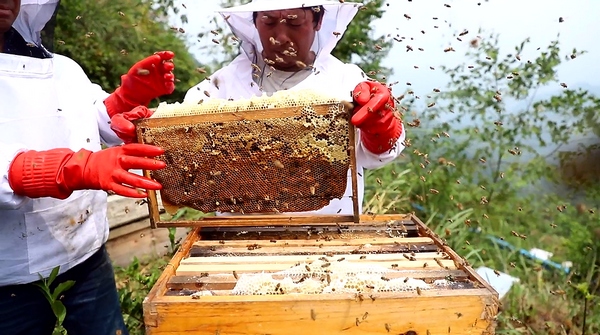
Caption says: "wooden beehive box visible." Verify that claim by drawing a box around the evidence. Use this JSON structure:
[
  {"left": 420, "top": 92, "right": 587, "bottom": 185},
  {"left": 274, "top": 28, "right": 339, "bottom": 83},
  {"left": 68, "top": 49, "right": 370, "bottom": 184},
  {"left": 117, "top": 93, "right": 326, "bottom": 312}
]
[
  {"left": 143, "top": 213, "right": 499, "bottom": 335},
  {"left": 138, "top": 93, "right": 499, "bottom": 334}
]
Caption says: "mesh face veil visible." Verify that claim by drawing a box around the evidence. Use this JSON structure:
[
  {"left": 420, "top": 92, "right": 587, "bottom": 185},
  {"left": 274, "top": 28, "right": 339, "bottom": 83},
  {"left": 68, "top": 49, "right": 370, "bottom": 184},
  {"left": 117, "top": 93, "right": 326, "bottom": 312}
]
[
  {"left": 218, "top": 0, "right": 363, "bottom": 67},
  {"left": 13, "top": 0, "right": 60, "bottom": 47}
]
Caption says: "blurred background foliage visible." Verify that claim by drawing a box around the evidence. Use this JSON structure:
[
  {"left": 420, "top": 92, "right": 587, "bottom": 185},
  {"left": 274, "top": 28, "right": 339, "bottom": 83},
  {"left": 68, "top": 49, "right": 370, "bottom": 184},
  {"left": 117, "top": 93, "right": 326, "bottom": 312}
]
[{"left": 51, "top": 0, "right": 203, "bottom": 105}]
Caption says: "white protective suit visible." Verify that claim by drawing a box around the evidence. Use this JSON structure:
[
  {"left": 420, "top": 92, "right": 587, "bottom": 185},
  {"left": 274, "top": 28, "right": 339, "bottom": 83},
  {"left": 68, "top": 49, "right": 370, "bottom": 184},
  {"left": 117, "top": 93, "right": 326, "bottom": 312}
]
[
  {"left": 184, "top": 0, "right": 406, "bottom": 215},
  {"left": 0, "top": 0, "right": 122, "bottom": 286}
]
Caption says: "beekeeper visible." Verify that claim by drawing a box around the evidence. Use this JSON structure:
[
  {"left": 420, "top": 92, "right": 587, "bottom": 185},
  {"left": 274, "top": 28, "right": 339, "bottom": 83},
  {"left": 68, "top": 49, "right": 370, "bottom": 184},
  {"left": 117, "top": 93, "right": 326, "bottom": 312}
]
[
  {"left": 184, "top": 0, "right": 405, "bottom": 214},
  {"left": 0, "top": 0, "right": 172, "bottom": 334}
]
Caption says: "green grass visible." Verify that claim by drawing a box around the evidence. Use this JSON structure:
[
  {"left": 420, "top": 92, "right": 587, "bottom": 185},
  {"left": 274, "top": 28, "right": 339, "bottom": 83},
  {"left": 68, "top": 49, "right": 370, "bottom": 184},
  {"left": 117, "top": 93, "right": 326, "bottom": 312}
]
[{"left": 362, "top": 161, "right": 600, "bottom": 335}]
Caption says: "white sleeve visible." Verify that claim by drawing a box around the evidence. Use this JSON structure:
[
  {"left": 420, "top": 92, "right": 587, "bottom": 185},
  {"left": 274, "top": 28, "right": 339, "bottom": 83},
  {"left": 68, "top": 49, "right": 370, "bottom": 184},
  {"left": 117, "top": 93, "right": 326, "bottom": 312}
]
[
  {"left": 53, "top": 54, "right": 123, "bottom": 148},
  {"left": 184, "top": 78, "right": 220, "bottom": 103},
  {"left": 341, "top": 63, "right": 406, "bottom": 169},
  {"left": 0, "top": 144, "right": 29, "bottom": 210},
  {"left": 356, "top": 125, "right": 406, "bottom": 170},
  {"left": 92, "top": 85, "right": 123, "bottom": 148}
]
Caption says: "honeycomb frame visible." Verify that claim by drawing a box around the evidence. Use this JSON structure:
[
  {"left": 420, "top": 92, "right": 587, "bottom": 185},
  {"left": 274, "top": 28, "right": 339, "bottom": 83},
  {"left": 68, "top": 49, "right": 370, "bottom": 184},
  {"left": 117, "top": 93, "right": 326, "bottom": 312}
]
[{"left": 134, "top": 94, "right": 360, "bottom": 228}]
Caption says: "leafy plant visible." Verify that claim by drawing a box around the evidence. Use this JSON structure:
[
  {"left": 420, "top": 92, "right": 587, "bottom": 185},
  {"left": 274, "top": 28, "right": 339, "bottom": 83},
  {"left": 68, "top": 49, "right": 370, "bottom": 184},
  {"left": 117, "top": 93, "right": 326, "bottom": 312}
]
[
  {"left": 115, "top": 256, "right": 168, "bottom": 335},
  {"left": 383, "top": 28, "right": 600, "bottom": 333},
  {"left": 53, "top": 0, "right": 207, "bottom": 105},
  {"left": 36, "top": 266, "right": 76, "bottom": 335}
]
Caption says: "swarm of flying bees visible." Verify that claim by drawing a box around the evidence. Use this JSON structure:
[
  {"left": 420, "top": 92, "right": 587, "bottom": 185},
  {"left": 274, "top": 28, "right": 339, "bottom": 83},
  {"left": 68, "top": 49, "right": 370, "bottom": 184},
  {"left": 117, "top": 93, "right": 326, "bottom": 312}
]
[{"left": 55, "top": 4, "right": 595, "bottom": 329}]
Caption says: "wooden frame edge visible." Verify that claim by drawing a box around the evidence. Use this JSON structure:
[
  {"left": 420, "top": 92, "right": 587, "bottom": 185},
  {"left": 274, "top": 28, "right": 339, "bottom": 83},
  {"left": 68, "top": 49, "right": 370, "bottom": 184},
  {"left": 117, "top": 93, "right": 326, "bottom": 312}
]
[
  {"left": 143, "top": 226, "right": 199, "bottom": 328},
  {"left": 346, "top": 103, "right": 361, "bottom": 224},
  {"left": 152, "top": 213, "right": 413, "bottom": 228},
  {"left": 136, "top": 102, "right": 364, "bottom": 228},
  {"left": 410, "top": 214, "right": 500, "bottom": 300}
]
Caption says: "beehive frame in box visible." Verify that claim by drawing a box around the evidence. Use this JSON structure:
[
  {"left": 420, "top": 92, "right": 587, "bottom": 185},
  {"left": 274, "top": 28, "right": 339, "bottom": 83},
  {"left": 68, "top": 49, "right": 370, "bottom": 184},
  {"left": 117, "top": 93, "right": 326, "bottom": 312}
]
[
  {"left": 142, "top": 213, "right": 500, "bottom": 335},
  {"left": 134, "top": 90, "right": 361, "bottom": 228}
]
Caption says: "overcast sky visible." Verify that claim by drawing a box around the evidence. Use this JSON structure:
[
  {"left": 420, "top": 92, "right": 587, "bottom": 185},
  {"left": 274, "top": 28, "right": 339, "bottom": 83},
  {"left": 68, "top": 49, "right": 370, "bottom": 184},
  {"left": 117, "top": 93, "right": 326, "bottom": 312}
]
[{"left": 167, "top": 0, "right": 600, "bottom": 108}]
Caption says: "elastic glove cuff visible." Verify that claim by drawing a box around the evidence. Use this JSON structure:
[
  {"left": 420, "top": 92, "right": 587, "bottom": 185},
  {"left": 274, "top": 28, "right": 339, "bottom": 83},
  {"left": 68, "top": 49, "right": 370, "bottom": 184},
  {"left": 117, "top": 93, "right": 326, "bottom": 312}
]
[
  {"left": 60, "top": 149, "right": 95, "bottom": 192},
  {"left": 8, "top": 149, "right": 76, "bottom": 199},
  {"left": 360, "top": 119, "right": 403, "bottom": 154},
  {"left": 104, "top": 84, "right": 149, "bottom": 119}
]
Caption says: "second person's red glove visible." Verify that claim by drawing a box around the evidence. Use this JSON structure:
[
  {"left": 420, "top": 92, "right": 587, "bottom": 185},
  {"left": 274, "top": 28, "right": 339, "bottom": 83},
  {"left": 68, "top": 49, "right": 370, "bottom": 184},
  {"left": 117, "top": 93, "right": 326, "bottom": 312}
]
[
  {"left": 8, "top": 144, "right": 166, "bottom": 199},
  {"left": 351, "top": 81, "right": 403, "bottom": 154},
  {"left": 104, "top": 51, "right": 176, "bottom": 119},
  {"left": 110, "top": 106, "right": 154, "bottom": 144}
]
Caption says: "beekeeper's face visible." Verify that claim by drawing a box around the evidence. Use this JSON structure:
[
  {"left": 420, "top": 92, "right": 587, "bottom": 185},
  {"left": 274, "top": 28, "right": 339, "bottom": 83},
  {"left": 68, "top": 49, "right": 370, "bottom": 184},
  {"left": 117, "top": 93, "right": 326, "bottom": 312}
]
[
  {"left": 0, "top": 0, "right": 20, "bottom": 34},
  {"left": 255, "top": 8, "right": 322, "bottom": 71}
]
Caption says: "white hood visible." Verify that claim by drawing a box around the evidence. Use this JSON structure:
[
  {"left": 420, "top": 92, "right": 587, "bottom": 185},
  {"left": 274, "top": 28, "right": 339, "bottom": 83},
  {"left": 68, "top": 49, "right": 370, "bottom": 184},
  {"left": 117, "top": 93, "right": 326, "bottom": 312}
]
[
  {"left": 219, "top": 0, "right": 362, "bottom": 64},
  {"left": 13, "top": 0, "right": 60, "bottom": 45}
]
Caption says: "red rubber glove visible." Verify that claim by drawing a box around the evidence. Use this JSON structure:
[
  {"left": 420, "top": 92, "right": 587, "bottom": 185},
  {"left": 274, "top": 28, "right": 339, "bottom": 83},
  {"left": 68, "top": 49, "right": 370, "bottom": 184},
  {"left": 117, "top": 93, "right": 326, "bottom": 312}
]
[
  {"left": 351, "top": 81, "right": 403, "bottom": 154},
  {"left": 8, "top": 144, "right": 166, "bottom": 200},
  {"left": 104, "top": 51, "right": 176, "bottom": 119},
  {"left": 110, "top": 106, "right": 154, "bottom": 144}
]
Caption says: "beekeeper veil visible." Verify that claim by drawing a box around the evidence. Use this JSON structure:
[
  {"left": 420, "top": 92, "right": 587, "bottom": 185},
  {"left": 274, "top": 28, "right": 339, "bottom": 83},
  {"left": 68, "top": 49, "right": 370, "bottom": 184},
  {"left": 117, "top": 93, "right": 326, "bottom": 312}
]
[
  {"left": 219, "top": 0, "right": 362, "bottom": 65},
  {"left": 13, "top": 0, "right": 60, "bottom": 51}
]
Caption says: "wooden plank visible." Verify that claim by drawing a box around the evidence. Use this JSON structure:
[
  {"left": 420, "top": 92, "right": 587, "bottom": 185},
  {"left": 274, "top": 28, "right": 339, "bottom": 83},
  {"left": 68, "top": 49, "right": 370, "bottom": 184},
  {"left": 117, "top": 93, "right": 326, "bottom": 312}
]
[
  {"left": 347, "top": 117, "right": 360, "bottom": 224},
  {"left": 154, "top": 214, "right": 413, "bottom": 228},
  {"left": 156, "top": 215, "right": 359, "bottom": 228},
  {"left": 180, "top": 214, "right": 411, "bottom": 224},
  {"left": 411, "top": 215, "right": 501, "bottom": 298},
  {"left": 196, "top": 222, "right": 419, "bottom": 240},
  {"left": 196, "top": 221, "right": 418, "bottom": 232},
  {"left": 159, "top": 286, "right": 491, "bottom": 302},
  {"left": 164, "top": 275, "right": 475, "bottom": 294},
  {"left": 107, "top": 194, "right": 150, "bottom": 229},
  {"left": 108, "top": 218, "right": 153, "bottom": 241},
  {"left": 193, "top": 236, "right": 434, "bottom": 247},
  {"left": 143, "top": 227, "right": 201, "bottom": 329},
  {"left": 175, "top": 258, "right": 456, "bottom": 275},
  {"left": 163, "top": 279, "right": 480, "bottom": 296},
  {"left": 226, "top": 214, "right": 411, "bottom": 226},
  {"left": 105, "top": 218, "right": 189, "bottom": 268},
  {"left": 166, "top": 269, "right": 469, "bottom": 291},
  {"left": 188, "top": 214, "right": 411, "bottom": 224},
  {"left": 136, "top": 104, "right": 338, "bottom": 127},
  {"left": 144, "top": 290, "right": 497, "bottom": 335},
  {"left": 179, "top": 252, "right": 452, "bottom": 266},
  {"left": 145, "top": 184, "right": 161, "bottom": 229},
  {"left": 189, "top": 236, "right": 439, "bottom": 257},
  {"left": 190, "top": 244, "right": 440, "bottom": 257}
]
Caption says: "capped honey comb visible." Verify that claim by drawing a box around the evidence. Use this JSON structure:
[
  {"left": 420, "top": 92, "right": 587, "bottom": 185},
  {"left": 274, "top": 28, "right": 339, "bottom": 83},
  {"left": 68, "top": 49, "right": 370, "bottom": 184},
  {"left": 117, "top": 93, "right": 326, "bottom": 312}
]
[{"left": 135, "top": 90, "right": 355, "bottom": 215}]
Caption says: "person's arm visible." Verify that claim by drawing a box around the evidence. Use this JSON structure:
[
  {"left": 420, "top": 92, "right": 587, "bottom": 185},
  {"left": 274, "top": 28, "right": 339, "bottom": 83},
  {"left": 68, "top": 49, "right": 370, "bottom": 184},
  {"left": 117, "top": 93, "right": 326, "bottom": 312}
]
[
  {"left": 0, "top": 54, "right": 170, "bottom": 210},
  {"left": 101, "top": 51, "right": 176, "bottom": 145},
  {"left": 1, "top": 140, "right": 165, "bottom": 210},
  {"left": 341, "top": 64, "right": 405, "bottom": 169},
  {"left": 92, "top": 84, "right": 122, "bottom": 147},
  {"left": 0, "top": 143, "right": 31, "bottom": 209},
  {"left": 352, "top": 80, "right": 405, "bottom": 168},
  {"left": 103, "top": 51, "right": 175, "bottom": 118},
  {"left": 6, "top": 143, "right": 165, "bottom": 201}
]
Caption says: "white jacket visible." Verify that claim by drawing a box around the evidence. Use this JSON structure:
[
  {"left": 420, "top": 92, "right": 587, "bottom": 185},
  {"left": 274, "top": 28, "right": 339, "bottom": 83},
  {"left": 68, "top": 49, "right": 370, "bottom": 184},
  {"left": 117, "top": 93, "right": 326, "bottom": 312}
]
[
  {"left": 0, "top": 0, "right": 123, "bottom": 286},
  {"left": 184, "top": 1, "right": 405, "bottom": 215},
  {"left": 184, "top": 53, "right": 406, "bottom": 215}
]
